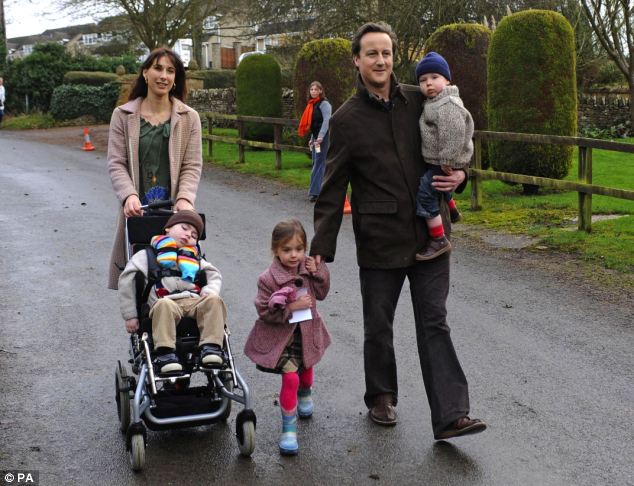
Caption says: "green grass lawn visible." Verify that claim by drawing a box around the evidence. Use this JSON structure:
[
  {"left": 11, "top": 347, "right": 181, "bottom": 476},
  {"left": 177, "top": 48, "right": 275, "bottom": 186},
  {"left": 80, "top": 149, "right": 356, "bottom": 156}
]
[
  {"left": 205, "top": 129, "right": 634, "bottom": 274},
  {"left": 1, "top": 112, "right": 56, "bottom": 129}
]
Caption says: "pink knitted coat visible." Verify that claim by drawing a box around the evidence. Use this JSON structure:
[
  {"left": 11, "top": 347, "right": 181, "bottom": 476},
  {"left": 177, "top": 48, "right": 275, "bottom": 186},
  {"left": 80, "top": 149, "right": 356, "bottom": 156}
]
[{"left": 244, "top": 257, "right": 331, "bottom": 370}]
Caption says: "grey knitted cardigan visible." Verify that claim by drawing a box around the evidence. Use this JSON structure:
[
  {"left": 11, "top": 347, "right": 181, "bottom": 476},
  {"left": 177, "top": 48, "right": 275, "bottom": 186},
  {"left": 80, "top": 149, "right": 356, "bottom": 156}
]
[{"left": 420, "top": 85, "right": 474, "bottom": 169}]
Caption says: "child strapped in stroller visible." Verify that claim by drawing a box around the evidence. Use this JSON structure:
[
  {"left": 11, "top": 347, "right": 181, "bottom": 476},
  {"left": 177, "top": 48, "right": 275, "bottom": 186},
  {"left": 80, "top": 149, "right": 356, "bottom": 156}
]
[{"left": 114, "top": 201, "right": 256, "bottom": 471}]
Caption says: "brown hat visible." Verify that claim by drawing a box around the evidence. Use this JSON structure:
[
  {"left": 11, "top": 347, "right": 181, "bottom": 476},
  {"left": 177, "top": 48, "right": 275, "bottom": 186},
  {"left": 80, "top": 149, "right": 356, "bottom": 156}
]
[{"left": 164, "top": 210, "right": 204, "bottom": 238}]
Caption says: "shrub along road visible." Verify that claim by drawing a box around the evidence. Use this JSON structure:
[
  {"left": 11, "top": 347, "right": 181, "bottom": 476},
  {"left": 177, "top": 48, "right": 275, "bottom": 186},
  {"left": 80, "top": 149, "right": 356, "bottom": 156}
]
[{"left": 0, "top": 131, "right": 632, "bottom": 484}]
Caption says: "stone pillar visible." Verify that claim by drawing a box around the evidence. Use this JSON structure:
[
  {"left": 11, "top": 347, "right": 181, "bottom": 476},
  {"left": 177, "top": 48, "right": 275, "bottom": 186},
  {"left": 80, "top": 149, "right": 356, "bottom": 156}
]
[
  {"left": 233, "top": 41, "right": 242, "bottom": 67},
  {"left": 211, "top": 42, "right": 221, "bottom": 70}
]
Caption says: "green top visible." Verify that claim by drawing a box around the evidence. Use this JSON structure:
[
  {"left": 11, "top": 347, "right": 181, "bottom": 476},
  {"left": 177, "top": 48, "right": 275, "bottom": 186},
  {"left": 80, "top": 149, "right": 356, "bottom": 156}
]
[{"left": 139, "top": 118, "right": 171, "bottom": 202}]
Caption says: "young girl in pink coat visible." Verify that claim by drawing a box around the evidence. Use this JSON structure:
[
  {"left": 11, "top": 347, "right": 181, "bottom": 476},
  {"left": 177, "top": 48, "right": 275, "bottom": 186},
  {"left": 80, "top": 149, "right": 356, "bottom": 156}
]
[{"left": 244, "top": 219, "right": 331, "bottom": 455}]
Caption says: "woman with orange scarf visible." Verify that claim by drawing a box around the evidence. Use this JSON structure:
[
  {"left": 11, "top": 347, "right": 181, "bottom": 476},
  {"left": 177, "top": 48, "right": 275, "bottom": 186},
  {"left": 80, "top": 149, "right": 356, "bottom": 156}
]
[{"left": 298, "top": 81, "right": 332, "bottom": 202}]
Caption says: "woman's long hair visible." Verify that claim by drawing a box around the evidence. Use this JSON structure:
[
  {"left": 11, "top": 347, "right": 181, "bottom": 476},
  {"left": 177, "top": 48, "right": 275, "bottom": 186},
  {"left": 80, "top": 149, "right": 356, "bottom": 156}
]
[
  {"left": 306, "top": 81, "right": 325, "bottom": 101},
  {"left": 129, "top": 47, "right": 187, "bottom": 102}
]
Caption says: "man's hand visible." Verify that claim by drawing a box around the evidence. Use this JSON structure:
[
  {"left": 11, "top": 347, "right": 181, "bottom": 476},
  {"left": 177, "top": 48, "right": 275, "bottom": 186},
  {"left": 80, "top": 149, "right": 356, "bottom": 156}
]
[
  {"left": 432, "top": 170, "right": 466, "bottom": 192},
  {"left": 125, "top": 318, "right": 139, "bottom": 333}
]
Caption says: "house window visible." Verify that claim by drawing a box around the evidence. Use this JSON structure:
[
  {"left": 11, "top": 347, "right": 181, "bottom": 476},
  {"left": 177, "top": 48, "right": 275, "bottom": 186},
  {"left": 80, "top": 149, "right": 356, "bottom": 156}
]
[{"left": 82, "top": 33, "right": 98, "bottom": 45}]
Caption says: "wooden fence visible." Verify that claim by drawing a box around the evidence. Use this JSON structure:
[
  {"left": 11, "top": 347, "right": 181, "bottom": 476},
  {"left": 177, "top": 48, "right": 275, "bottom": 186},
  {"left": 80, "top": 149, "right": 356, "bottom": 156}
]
[
  {"left": 202, "top": 112, "right": 634, "bottom": 233},
  {"left": 471, "top": 131, "right": 634, "bottom": 232},
  {"left": 202, "top": 113, "right": 309, "bottom": 171}
]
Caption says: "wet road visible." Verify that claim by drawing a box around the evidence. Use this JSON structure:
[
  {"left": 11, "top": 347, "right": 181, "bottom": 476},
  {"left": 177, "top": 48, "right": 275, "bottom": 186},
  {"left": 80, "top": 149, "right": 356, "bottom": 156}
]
[{"left": 0, "top": 133, "right": 633, "bottom": 485}]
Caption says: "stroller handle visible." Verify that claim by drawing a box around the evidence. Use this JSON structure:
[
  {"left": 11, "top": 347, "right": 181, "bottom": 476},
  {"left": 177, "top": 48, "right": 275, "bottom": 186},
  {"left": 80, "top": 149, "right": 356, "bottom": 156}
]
[{"left": 141, "top": 199, "right": 173, "bottom": 211}]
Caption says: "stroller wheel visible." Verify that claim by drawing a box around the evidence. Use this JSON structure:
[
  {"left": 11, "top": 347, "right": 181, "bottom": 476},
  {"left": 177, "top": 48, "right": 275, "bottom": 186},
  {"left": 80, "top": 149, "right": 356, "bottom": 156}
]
[
  {"left": 129, "top": 434, "right": 146, "bottom": 471},
  {"left": 115, "top": 361, "right": 131, "bottom": 433},
  {"left": 237, "top": 420, "right": 255, "bottom": 457}
]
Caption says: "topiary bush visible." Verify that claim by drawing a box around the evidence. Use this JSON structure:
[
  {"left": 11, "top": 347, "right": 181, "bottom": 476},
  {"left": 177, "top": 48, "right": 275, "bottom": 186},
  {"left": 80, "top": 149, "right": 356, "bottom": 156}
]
[
  {"left": 236, "top": 54, "right": 282, "bottom": 142},
  {"left": 293, "top": 38, "right": 356, "bottom": 118},
  {"left": 488, "top": 10, "right": 577, "bottom": 194},
  {"left": 424, "top": 23, "right": 491, "bottom": 168},
  {"left": 63, "top": 71, "right": 118, "bottom": 86},
  {"left": 50, "top": 83, "right": 120, "bottom": 122}
]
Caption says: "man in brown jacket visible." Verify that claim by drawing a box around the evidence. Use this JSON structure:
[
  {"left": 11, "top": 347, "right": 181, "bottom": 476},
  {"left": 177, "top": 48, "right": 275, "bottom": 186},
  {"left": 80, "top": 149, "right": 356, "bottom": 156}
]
[{"left": 310, "top": 22, "right": 486, "bottom": 440}]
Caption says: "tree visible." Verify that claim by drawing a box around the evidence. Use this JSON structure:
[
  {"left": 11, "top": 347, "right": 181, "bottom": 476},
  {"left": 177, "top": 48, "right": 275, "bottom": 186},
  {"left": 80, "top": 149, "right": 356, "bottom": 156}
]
[
  {"left": 580, "top": 0, "right": 634, "bottom": 130},
  {"left": 0, "top": 0, "right": 7, "bottom": 73},
  {"left": 245, "top": 0, "right": 580, "bottom": 81},
  {"left": 61, "top": 0, "right": 226, "bottom": 50}
]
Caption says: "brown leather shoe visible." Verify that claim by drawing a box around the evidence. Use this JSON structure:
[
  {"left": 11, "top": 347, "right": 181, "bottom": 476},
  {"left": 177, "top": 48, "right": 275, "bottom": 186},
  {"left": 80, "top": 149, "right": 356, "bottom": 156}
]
[
  {"left": 368, "top": 394, "right": 397, "bottom": 426},
  {"left": 416, "top": 235, "right": 452, "bottom": 261},
  {"left": 434, "top": 416, "right": 487, "bottom": 440}
]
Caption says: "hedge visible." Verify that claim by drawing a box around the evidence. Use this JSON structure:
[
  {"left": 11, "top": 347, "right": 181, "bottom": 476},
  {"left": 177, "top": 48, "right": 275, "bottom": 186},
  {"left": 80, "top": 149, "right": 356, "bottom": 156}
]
[
  {"left": 424, "top": 23, "right": 491, "bottom": 168},
  {"left": 63, "top": 71, "right": 119, "bottom": 86},
  {"left": 187, "top": 69, "right": 236, "bottom": 89},
  {"left": 293, "top": 38, "right": 356, "bottom": 117},
  {"left": 488, "top": 10, "right": 577, "bottom": 193},
  {"left": 50, "top": 83, "right": 120, "bottom": 122},
  {"left": 236, "top": 54, "right": 282, "bottom": 142}
]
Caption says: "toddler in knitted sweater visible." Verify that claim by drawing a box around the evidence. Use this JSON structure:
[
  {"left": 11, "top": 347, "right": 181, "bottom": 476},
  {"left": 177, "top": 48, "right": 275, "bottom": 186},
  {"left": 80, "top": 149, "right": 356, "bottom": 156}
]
[{"left": 414, "top": 52, "right": 474, "bottom": 261}]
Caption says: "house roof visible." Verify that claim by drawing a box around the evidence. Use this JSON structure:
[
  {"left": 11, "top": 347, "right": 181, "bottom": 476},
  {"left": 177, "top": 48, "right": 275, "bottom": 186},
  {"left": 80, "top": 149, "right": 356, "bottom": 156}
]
[
  {"left": 7, "top": 23, "right": 100, "bottom": 47},
  {"left": 256, "top": 18, "right": 315, "bottom": 36}
]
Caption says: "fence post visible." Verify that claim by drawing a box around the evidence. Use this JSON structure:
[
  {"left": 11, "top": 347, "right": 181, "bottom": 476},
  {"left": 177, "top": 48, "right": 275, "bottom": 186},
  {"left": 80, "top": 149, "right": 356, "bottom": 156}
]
[
  {"left": 238, "top": 118, "right": 245, "bottom": 164},
  {"left": 470, "top": 137, "right": 482, "bottom": 210},
  {"left": 206, "top": 115, "right": 213, "bottom": 160},
  {"left": 578, "top": 146, "right": 593, "bottom": 232},
  {"left": 274, "top": 124, "right": 282, "bottom": 170}
]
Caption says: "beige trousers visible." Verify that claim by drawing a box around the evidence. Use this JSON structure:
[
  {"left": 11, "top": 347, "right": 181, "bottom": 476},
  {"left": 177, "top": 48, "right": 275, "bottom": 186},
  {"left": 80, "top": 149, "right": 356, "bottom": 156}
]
[{"left": 149, "top": 294, "right": 227, "bottom": 350}]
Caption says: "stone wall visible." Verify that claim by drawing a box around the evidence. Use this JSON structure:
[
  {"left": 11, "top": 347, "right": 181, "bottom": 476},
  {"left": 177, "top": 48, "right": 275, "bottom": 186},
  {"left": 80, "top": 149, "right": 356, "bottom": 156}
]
[
  {"left": 188, "top": 88, "right": 296, "bottom": 128},
  {"left": 578, "top": 91, "right": 631, "bottom": 134}
]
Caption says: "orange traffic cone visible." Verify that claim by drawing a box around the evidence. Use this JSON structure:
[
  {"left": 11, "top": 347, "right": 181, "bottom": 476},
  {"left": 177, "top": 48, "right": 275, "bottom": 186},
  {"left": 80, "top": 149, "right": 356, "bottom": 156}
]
[
  {"left": 343, "top": 195, "right": 352, "bottom": 214},
  {"left": 82, "top": 127, "right": 95, "bottom": 151}
]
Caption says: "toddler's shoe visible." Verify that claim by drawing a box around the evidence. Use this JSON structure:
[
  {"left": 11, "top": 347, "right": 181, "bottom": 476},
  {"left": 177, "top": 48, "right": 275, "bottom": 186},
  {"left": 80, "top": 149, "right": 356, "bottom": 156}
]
[
  {"left": 449, "top": 207, "right": 462, "bottom": 223},
  {"left": 297, "top": 387, "right": 313, "bottom": 418},
  {"left": 200, "top": 343, "right": 224, "bottom": 366},
  {"left": 416, "top": 235, "right": 452, "bottom": 261},
  {"left": 279, "top": 409, "right": 299, "bottom": 455},
  {"left": 154, "top": 351, "right": 183, "bottom": 373}
]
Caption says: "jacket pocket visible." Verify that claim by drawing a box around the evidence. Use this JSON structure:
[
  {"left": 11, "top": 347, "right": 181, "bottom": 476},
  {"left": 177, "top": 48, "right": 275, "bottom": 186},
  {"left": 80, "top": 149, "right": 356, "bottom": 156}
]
[
  {"left": 357, "top": 200, "right": 398, "bottom": 214},
  {"left": 251, "top": 321, "right": 276, "bottom": 354}
]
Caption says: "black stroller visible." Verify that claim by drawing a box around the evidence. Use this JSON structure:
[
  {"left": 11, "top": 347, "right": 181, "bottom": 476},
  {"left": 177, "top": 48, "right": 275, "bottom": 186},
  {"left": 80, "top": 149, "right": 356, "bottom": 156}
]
[{"left": 114, "top": 201, "right": 256, "bottom": 471}]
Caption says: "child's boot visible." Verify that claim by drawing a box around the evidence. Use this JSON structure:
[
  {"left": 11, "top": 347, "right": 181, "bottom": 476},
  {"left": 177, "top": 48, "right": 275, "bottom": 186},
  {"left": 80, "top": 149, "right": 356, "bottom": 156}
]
[
  {"left": 297, "top": 388, "right": 314, "bottom": 418},
  {"left": 279, "top": 408, "right": 299, "bottom": 455},
  {"left": 416, "top": 235, "right": 452, "bottom": 261}
]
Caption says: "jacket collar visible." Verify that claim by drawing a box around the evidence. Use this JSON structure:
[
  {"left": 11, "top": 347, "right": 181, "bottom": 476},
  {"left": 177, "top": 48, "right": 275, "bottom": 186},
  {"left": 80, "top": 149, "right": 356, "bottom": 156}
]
[
  {"left": 427, "top": 85, "right": 460, "bottom": 102},
  {"left": 356, "top": 73, "right": 407, "bottom": 108},
  {"left": 269, "top": 257, "right": 310, "bottom": 287},
  {"left": 118, "top": 96, "right": 191, "bottom": 116}
]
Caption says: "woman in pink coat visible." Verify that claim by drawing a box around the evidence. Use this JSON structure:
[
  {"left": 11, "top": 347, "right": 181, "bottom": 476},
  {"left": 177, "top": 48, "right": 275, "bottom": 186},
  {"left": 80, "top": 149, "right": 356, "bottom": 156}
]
[
  {"left": 244, "top": 219, "right": 331, "bottom": 455},
  {"left": 107, "top": 47, "right": 203, "bottom": 289}
]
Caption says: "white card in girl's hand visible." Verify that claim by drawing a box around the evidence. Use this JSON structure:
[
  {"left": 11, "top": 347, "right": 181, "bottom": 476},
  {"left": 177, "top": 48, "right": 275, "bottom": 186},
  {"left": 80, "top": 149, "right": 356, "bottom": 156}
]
[{"left": 289, "top": 288, "right": 312, "bottom": 323}]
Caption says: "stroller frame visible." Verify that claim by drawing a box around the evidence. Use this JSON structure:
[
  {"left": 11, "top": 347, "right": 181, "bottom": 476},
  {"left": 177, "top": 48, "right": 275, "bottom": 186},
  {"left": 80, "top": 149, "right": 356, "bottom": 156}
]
[{"left": 115, "top": 201, "right": 256, "bottom": 471}]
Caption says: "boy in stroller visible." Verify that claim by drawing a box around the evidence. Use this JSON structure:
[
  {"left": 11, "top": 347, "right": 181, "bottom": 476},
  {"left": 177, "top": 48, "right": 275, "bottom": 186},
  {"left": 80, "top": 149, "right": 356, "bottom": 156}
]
[{"left": 118, "top": 210, "right": 226, "bottom": 373}]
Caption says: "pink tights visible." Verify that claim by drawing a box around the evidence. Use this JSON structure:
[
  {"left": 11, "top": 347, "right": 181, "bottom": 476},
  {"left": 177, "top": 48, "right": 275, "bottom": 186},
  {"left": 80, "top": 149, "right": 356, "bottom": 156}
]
[{"left": 280, "top": 368, "right": 313, "bottom": 412}]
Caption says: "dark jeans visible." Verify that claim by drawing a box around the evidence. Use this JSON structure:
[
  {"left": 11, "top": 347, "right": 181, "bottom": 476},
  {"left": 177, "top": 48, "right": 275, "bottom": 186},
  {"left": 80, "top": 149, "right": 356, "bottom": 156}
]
[
  {"left": 359, "top": 255, "right": 469, "bottom": 434},
  {"left": 416, "top": 165, "right": 454, "bottom": 219}
]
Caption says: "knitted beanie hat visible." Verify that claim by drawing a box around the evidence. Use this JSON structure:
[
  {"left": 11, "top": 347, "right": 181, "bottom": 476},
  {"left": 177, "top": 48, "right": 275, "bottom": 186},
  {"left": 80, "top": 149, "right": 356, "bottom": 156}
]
[
  {"left": 415, "top": 52, "right": 452, "bottom": 81},
  {"left": 164, "top": 210, "right": 204, "bottom": 238}
]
